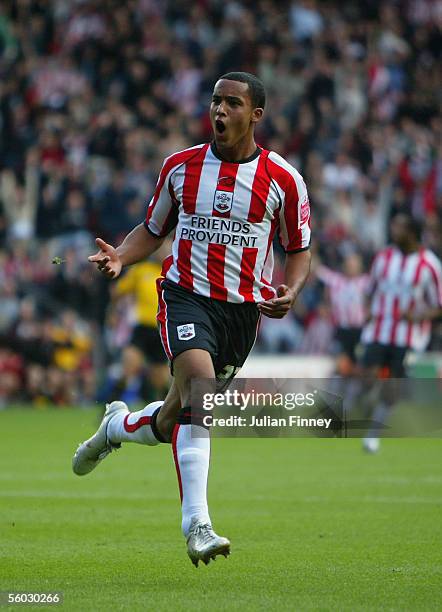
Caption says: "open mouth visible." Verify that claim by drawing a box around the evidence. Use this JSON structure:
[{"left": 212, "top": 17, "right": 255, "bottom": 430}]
[{"left": 215, "top": 119, "right": 226, "bottom": 134}]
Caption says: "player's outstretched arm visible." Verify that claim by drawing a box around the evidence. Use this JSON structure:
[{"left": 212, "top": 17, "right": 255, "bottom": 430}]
[
  {"left": 258, "top": 250, "right": 311, "bottom": 318},
  {"left": 401, "top": 306, "right": 442, "bottom": 323},
  {"left": 88, "top": 223, "right": 165, "bottom": 279}
]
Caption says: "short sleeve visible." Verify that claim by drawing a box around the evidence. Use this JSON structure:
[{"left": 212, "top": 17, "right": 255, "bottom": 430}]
[
  {"left": 423, "top": 254, "right": 442, "bottom": 308},
  {"left": 275, "top": 165, "right": 311, "bottom": 253},
  {"left": 144, "top": 158, "right": 179, "bottom": 238},
  {"left": 365, "top": 250, "right": 385, "bottom": 295}
]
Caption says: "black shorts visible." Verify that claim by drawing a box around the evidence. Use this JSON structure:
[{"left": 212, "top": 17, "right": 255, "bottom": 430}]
[
  {"left": 361, "top": 342, "right": 408, "bottom": 377},
  {"left": 131, "top": 325, "right": 167, "bottom": 364},
  {"left": 335, "top": 327, "right": 361, "bottom": 362},
  {"left": 157, "top": 279, "right": 260, "bottom": 382}
]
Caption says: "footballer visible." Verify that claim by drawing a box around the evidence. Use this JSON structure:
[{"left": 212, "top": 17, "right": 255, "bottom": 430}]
[{"left": 73, "top": 72, "right": 311, "bottom": 566}]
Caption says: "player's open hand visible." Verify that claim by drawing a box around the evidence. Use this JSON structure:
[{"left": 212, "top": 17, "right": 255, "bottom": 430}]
[
  {"left": 88, "top": 238, "right": 122, "bottom": 279},
  {"left": 257, "top": 284, "right": 295, "bottom": 319}
]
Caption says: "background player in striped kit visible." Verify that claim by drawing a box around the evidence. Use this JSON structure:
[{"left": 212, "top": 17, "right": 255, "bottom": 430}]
[
  {"left": 358, "top": 212, "right": 442, "bottom": 452},
  {"left": 72, "top": 72, "right": 312, "bottom": 566},
  {"left": 315, "top": 253, "right": 369, "bottom": 377}
]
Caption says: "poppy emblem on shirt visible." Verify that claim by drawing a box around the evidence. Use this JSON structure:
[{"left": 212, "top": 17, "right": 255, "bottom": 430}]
[
  {"left": 300, "top": 196, "right": 310, "bottom": 226},
  {"left": 217, "top": 176, "right": 235, "bottom": 187},
  {"left": 213, "top": 190, "right": 233, "bottom": 213}
]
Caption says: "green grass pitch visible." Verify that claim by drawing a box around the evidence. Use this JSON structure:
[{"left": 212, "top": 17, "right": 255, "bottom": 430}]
[{"left": 1, "top": 408, "right": 441, "bottom": 611}]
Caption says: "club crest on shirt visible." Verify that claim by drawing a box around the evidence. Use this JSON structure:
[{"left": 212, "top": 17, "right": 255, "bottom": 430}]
[
  {"left": 213, "top": 190, "right": 233, "bottom": 214},
  {"left": 177, "top": 323, "right": 195, "bottom": 341}
]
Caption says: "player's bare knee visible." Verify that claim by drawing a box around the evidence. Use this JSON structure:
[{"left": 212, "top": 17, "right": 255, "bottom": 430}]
[
  {"left": 174, "top": 350, "right": 214, "bottom": 377},
  {"left": 173, "top": 349, "right": 216, "bottom": 406}
]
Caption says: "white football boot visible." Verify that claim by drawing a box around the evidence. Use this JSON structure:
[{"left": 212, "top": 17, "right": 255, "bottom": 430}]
[
  {"left": 72, "top": 401, "right": 128, "bottom": 475},
  {"left": 363, "top": 436, "right": 380, "bottom": 453},
  {"left": 186, "top": 518, "right": 231, "bottom": 567}
]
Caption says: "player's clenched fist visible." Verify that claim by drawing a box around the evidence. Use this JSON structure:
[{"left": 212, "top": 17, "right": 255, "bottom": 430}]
[
  {"left": 257, "top": 284, "right": 295, "bottom": 319},
  {"left": 88, "top": 237, "right": 122, "bottom": 279}
]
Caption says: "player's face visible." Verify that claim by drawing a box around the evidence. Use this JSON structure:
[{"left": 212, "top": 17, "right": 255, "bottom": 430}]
[
  {"left": 390, "top": 215, "right": 410, "bottom": 247},
  {"left": 344, "top": 254, "right": 362, "bottom": 277},
  {"left": 210, "top": 79, "right": 263, "bottom": 147}
]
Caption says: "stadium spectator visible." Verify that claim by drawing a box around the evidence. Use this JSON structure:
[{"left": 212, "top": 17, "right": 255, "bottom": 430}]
[{"left": 98, "top": 344, "right": 154, "bottom": 406}]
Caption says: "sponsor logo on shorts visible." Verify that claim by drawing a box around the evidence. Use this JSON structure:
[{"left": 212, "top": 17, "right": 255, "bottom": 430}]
[
  {"left": 177, "top": 323, "right": 195, "bottom": 341},
  {"left": 213, "top": 190, "right": 233, "bottom": 214}
]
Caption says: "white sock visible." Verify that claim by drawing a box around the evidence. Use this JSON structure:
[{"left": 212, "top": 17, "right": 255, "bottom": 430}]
[
  {"left": 366, "top": 401, "right": 389, "bottom": 439},
  {"left": 342, "top": 378, "right": 362, "bottom": 414},
  {"left": 172, "top": 423, "right": 211, "bottom": 536},
  {"left": 107, "top": 401, "right": 163, "bottom": 445}
]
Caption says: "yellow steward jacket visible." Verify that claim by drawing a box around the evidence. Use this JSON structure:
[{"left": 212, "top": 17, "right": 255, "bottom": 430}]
[{"left": 115, "top": 261, "right": 161, "bottom": 328}]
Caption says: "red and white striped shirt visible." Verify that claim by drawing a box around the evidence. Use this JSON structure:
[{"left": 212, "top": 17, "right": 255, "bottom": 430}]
[
  {"left": 144, "top": 142, "right": 311, "bottom": 303},
  {"left": 361, "top": 246, "right": 442, "bottom": 351},
  {"left": 317, "top": 266, "right": 369, "bottom": 328}
]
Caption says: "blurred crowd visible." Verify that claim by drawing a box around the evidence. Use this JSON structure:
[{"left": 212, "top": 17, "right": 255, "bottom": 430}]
[{"left": 1, "top": 0, "right": 441, "bottom": 406}]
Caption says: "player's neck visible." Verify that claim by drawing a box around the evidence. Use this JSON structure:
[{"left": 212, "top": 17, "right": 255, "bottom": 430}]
[
  {"left": 212, "top": 137, "right": 259, "bottom": 163},
  {"left": 397, "top": 240, "right": 419, "bottom": 254}
]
